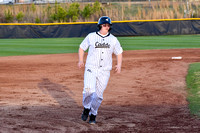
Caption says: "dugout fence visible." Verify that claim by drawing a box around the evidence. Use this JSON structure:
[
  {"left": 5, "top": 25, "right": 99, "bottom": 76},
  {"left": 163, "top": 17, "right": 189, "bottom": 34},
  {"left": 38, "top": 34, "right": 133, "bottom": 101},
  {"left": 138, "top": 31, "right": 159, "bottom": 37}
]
[{"left": 0, "top": 18, "right": 200, "bottom": 38}]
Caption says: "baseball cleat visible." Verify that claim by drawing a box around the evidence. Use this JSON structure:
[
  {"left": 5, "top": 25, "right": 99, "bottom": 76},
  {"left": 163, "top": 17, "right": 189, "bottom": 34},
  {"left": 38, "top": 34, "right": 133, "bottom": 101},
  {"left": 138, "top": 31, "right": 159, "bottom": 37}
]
[
  {"left": 81, "top": 108, "right": 90, "bottom": 121},
  {"left": 89, "top": 114, "right": 96, "bottom": 124}
]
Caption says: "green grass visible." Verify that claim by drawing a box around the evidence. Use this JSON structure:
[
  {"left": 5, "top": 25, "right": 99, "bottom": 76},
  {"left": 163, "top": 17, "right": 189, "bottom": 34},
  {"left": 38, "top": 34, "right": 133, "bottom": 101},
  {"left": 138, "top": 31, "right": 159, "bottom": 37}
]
[
  {"left": 0, "top": 35, "right": 200, "bottom": 57},
  {"left": 119, "top": 35, "right": 200, "bottom": 50},
  {"left": 0, "top": 38, "right": 83, "bottom": 56},
  {"left": 186, "top": 63, "right": 200, "bottom": 117}
]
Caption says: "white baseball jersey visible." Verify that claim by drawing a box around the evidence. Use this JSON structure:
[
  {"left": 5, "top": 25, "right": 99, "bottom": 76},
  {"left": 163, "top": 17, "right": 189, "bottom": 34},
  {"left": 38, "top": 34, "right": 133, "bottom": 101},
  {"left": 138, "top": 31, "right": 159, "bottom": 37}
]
[{"left": 80, "top": 31, "right": 123, "bottom": 70}]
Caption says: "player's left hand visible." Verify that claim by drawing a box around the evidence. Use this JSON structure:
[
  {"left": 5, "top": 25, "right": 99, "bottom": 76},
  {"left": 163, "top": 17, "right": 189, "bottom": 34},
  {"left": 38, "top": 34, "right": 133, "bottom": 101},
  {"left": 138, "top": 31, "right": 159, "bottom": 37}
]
[
  {"left": 115, "top": 65, "right": 121, "bottom": 74},
  {"left": 78, "top": 61, "right": 84, "bottom": 69}
]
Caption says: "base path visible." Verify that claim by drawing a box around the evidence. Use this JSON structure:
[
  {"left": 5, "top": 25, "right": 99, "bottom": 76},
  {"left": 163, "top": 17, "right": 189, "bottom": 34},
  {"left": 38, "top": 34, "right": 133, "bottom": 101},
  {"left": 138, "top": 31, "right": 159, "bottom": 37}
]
[{"left": 0, "top": 49, "right": 200, "bottom": 132}]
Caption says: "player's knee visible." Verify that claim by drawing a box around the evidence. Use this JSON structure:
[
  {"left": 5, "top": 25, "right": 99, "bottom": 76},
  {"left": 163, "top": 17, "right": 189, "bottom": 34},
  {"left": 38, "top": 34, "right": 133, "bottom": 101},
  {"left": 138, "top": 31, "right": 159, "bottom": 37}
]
[
  {"left": 83, "top": 87, "right": 94, "bottom": 95},
  {"left": 96, "top": 93, "right": 103, "bottom": 100}
]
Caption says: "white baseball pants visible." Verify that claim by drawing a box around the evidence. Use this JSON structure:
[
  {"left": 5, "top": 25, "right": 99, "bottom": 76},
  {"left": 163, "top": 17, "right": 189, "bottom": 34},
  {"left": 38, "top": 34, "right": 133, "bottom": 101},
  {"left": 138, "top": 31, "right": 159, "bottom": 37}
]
[{"left": 82, "top": 68, "right": 110, "bottom": 116}]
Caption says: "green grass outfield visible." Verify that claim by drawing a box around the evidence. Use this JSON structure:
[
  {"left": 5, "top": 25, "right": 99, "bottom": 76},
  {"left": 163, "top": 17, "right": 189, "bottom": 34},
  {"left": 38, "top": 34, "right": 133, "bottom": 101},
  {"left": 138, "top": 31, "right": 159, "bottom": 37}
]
[
  {"left": 0, "top": 34, "right": 200, "bottom": 57},
  {"left": 187, "top": 63, "right": 200, "bottom": 117}
]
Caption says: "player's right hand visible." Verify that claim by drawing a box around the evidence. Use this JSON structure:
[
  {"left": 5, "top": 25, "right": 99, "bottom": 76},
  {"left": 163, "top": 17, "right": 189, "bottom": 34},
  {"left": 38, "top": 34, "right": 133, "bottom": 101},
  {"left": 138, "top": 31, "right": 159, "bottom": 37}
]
[
  {"left": 115, "top": 64, "right": 121, "bottom": 74},
  {"left": 78, "top": 61, "right": 84, "bottom": 69}
]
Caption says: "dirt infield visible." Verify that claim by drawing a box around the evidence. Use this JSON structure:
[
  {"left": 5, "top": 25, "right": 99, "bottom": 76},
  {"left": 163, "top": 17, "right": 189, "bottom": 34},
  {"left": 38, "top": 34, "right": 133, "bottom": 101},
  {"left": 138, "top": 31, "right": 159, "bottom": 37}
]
[{"left": 1, "top": 49, "right": 200, "bottom": 132}]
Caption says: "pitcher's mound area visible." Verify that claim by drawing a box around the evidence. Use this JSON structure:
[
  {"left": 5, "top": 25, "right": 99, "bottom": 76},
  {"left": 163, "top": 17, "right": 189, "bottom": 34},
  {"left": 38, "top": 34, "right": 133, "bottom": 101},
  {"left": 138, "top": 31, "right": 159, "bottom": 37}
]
[{"left": 1, "top": 49, "right": 200, "bottom": 132}]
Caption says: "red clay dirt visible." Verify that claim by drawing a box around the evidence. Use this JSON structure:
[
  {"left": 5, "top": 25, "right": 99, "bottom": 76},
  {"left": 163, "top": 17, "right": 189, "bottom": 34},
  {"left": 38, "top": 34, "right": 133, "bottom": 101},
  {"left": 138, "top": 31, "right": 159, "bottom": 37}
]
[{"left": 0, "top": 49, "right": 200, "bottom": 132}]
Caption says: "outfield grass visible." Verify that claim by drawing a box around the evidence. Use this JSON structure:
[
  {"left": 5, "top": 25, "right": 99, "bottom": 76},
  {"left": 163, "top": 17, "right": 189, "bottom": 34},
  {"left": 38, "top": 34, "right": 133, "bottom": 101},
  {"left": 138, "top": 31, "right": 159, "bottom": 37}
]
[
  {"left": 0, "top": 38, "right": 82, "bottom": 56},
  {"left": 120, "top": 35, "right": 200, "bottom": 50},
  {"left": 186, "top": 63, "right": 200, "bottom": 117},
  {"left": 0, "top": 35, "right": 200, "bottom": 57}
]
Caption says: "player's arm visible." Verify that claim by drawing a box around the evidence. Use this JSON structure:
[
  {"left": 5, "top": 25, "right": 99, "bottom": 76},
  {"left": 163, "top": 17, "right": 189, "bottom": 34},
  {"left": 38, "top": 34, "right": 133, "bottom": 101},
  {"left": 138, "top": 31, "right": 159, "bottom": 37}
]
[
  {"left": 78, "top": 34, "right": 90, "bottom": 69},
  {"left": 115, "top": 53, "right": 122, "bottom": 73},
  {"left": 78, "top": 48, "right": 85, "bottom": 69}
]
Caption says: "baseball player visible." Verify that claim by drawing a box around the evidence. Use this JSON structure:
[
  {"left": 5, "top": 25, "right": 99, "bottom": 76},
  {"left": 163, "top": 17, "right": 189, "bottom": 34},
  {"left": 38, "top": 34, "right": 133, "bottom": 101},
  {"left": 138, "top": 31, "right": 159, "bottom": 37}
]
[{"left": 78, "top": 16, "right": 123, "bottom": 124}]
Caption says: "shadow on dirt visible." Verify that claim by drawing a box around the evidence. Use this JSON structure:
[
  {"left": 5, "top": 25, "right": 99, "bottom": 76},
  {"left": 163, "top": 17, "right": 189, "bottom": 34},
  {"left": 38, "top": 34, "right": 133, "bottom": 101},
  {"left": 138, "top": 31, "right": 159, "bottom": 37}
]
[{"left": 38, "top": 78, "right": 79, "bottom": 108}]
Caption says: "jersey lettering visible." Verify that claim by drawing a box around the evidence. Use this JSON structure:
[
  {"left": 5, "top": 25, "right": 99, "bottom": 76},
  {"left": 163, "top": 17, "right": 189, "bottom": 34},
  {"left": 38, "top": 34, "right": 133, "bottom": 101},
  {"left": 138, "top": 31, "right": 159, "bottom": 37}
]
[{"left": 95, "top": 42, "right": 110, "bottom": 48}]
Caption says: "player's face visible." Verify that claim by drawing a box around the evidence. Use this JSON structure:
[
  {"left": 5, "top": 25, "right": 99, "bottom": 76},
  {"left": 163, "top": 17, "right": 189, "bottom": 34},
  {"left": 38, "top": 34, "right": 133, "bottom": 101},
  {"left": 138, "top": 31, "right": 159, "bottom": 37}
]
[{"left": 101, "top": 23, "right": 110, "bottom": 32}]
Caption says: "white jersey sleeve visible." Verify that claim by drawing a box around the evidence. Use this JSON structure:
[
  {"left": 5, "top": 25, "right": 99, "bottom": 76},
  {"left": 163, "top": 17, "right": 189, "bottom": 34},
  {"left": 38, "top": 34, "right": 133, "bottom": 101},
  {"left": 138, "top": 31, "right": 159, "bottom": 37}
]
[
  {"left": 80, "top": 34, "right": 90, "bottom": 51},
  {"left": 113, "top": 38, "right": 123, "bottom": 55}
]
